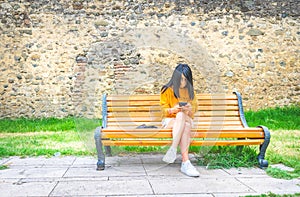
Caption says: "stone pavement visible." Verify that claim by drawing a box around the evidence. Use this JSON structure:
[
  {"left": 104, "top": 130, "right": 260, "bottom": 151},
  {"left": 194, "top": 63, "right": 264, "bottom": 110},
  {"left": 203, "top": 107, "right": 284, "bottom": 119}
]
[{"left": 0, "top": 154, "right": 299, "bottom": 197}]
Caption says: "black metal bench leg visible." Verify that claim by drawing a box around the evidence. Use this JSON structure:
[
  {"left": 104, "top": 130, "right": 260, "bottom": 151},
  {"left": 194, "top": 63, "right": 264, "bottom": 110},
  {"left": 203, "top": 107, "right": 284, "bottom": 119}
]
[
  {"left": 257, "top": 126, "right": 271, "bottom": 168},
  {"left": 94, "top": 126, "right": 105, "bottom": 170}
]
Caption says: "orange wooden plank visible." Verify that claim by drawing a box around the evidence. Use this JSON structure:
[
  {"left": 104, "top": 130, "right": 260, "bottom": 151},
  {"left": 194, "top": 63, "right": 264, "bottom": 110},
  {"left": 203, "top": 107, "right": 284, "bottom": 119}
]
[
  {"left": 108, "top": 111, "right": 239, "bottom": 122},
  {"left": 107, "top": 111, "right": 240, "bottom": 118},
  {"left": 197, "top": 100, "right": 238, "bottom": 105},
  {"left": 106, "top": 100, "right": 238, "bottom": 107},
  {"left": 108, "top": 106, "right": 161, "bottom": 112},
  {"left": 196, "top": 94, "right": 237, "bottom": 100},
  {"left": 107, "top": 112, "right": 161, "bottom": 117},
  {"left": 107, "top": 95, "right": 159, "bottom": 101},
  {"left": 102, "top": 139, "right": 264, "bottom": 146},
  {"left": 105, "top": 126, "right": 246, "bottom": 130},
  {"left": 108, "top": 121, "right": 243, "bottom": 126},
  {"left": 102, "top": 128, "right": 263, "bottom": 133},
  {"left": 198, "top": 111, "right": 239, "bottom": 117},
  {"left": 107, "top": 101, "right": 160, "bottom": 107},
  {"left": 102, "top": 131, "right": 264, "bottom": 138},
  {"left": 106, "top": 116, "right": 244, "bottom": 123},
  {"left": 107, "top": 120, "right": 243, "bottom": 127},
  {"left": 106, "top": 94, "right": 237, "bottom": 101},
  {"left": 107, "top": 105, "right": 239, "bottom": 112},
  {"left": 107, "top": 117, "right": 162, "bottom": 122}
]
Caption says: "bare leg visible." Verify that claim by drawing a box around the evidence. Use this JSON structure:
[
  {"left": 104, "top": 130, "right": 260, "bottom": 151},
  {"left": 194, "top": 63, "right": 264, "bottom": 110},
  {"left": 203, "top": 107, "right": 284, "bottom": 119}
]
[
  {"left": 180, "top": 121, "right": 192, "bottom": 162},
  {"left": 178, "top": 118, "right": 200, "bottom": 177},
  {"left": 162, "top": 112, "right": 187, "bottom": 163},
  {"left": 163, "top": 112, "right": 192, "bottom": 164},
  {"left": 170, "top": 112, "right": 187, "bottom": 148}
]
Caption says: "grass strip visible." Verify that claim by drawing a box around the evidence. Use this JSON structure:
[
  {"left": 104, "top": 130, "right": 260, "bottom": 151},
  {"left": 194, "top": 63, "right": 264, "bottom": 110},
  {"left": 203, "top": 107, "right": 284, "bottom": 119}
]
[
  {"left": 243, "top": 192, "right": 300, "bottom": 197},
  {"left": 0, "top": 117, "right": 76, "bottom": 133},
  {"left": 0, "top": 131, "right": 92, "bottom": 157},
  {"left": 194, "top": 146, "right": 258, "bottom": 169},
  {"left": 245, "top": 105, "right": 300, "bottom": 130}
]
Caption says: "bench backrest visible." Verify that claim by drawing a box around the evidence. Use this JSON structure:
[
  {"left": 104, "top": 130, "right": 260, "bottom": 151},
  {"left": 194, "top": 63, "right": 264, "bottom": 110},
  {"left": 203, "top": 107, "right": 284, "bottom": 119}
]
[{"left": 102, "top": 92, "right": 248, "bottom": 129}]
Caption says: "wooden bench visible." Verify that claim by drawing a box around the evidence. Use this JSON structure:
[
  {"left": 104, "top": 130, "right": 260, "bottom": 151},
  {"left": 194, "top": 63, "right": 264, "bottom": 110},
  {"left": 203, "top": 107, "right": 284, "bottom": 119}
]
[{"left": 94, "top": 91, "right": 270, "bottom": 170}]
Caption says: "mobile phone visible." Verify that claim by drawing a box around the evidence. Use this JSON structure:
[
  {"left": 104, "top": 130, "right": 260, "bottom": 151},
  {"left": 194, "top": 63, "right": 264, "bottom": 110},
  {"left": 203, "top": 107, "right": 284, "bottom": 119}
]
[{"left": 179, "top": 102, "right": 187, "bottom": 107}]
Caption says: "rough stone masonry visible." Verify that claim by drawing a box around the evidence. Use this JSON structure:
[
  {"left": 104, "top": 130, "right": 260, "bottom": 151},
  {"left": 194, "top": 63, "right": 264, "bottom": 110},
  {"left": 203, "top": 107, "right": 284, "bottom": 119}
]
[{"left": 0, "top": 0, "right": 299, "bottom": 118}]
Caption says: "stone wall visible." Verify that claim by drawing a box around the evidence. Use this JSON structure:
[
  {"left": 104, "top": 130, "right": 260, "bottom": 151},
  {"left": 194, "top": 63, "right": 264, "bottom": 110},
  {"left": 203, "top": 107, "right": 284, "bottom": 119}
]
[{"left": 0, "top": 0, "right": 299, "bottom": 118}]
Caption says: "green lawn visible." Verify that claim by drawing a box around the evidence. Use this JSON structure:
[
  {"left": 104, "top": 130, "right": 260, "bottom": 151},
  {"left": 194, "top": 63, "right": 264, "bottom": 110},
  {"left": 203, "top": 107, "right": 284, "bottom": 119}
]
[{"left": 246, "top": 105, "right": 300, "bottom": 130}]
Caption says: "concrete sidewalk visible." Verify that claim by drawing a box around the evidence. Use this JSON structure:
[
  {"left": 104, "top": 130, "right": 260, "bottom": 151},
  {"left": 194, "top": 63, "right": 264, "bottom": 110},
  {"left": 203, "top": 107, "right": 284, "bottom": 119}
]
[{"left": 0, "top": 154, "right": 299, "bottom": 197}]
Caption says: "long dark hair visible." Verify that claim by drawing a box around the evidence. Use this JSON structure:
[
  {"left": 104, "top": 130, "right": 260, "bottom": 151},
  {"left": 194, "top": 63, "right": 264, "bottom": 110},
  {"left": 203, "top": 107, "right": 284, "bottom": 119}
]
[{"left": 161, "top": 64, "right": 195, "bottom": 100}]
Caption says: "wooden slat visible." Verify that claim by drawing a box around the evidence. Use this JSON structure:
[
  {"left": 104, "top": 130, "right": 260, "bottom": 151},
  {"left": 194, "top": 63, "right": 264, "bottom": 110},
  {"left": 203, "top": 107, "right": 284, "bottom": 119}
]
[
  {"left": 197, "top": 94, "right": 237, "bottom": 100},
  {"left": 108, "top": 117, "right": 243, "bottom": 122},
  {"left": 107, "top": 101, "right": 159, "bottom": 107},
  {"left": 198, "top": 106, "right": 239, "bottom": 111},
  {"left": 108, "top": 106, "right": 161, "bottom": 112},
  {"left": 107, "top": 103, "right": 239, "bottom": 112},
  {"left": 107, "top": 120, "right": 243, "bottom": 127},
  {"left": 106, "top": 94, "right": 237, "bottom": 101},
  {"left": 107, "top": 117, "right": 162, "bottom": 122},
  {"left": 198, "top": 111, "right": 239, "bottom": 117},
  {"left": 197, "top": 100, "right": 238, "bottom": 105},
  {"left": 107, "top": 112, "right": 161, "bottom": 117},
  {"left": 102, "top": 139, "right": 264, "bottom": 146},
  {"left": 107, "top": 111, "right": 239, "bottom": 118},
  {"left": 102, "top": 131, "right": 264, "bottom": 138},
  {"left": 107, "top": 95, "right": 159, "bottom": 101},
  {"left": 106, "top": 126, "right": 246, "bottom": 130},
  {"left": 107, "top": 100, "right": 238, "bottom": 107},
  {"left": 107, "top": 121, "right": 243, "bottom": 126},
  {"left": 107, "top": 100, "right": 238, "bottom": 109},
  {"left": 108, "top": 111, "right": 239, "bottom": 121},
  {"left": 102, "top": 128, "right": 263, "bottom": 133},
  {"left": 106, "top": 116, "right": 243, "bottom": 122}
]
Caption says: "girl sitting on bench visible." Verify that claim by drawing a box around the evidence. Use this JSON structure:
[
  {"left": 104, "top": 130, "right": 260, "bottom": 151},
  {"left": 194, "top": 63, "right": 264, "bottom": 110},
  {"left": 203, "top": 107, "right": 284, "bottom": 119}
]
[{"left": 160, "top": 63, "right": 200, "bottom": 177}]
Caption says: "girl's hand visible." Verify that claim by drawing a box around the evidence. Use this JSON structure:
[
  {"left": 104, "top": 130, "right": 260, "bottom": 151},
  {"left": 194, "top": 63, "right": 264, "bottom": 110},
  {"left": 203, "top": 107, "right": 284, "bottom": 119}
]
[
  {"left": 182, "top": 103, "right": 192, "bottom": 115},
  {"left": 169, "top": 104, "right": 182, "bottom": 114}
]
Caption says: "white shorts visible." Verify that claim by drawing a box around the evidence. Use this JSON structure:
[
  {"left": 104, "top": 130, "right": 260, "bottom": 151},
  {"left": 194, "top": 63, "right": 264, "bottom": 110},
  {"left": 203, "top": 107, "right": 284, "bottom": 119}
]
[{"left": 162, "top": 117, "right": 194, "bottom": 128}]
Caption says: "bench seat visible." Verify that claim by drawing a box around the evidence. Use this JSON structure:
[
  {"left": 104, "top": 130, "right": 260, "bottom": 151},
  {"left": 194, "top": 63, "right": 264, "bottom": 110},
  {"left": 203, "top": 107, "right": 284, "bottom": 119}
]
[{"left": 94, "top": 92, "right": 270, "bottom": 169}]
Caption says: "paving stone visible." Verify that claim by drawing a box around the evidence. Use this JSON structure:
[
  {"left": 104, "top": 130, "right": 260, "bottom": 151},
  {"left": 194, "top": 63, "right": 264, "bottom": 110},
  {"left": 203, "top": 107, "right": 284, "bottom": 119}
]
[
  {"left": 213, "top": 193, "right": 259, "bottom": 197},
  {"left": 4, "top": 156, "right": 75, "bottom": 167},
  {"left": 144, "top": 163, "right": 230, "bottom": 178},
  {"left": 0, "top": 181, "right": 57, "bottom": 197},
  {"left": 1, "top": 156, "right": 300, "bottom": 196},
  {"left": 106, "top": 176, "right": 149, "bottom": 181},
  {"left": 222, "top": 167, "right": 269, "bottom": 177},
  {"left": 271, "top": 164, "right": 295, "bottom": 172},
  {"left": 149, "top": 177, "right": 254, "bottom": 194},
  {"left": 120, "top": 195, "right": 213, "bottom": 197},
  {"left": 238, "top": 177, "right": 300, "bottom": 194},
  {"left": 106, "top": 155, "right": 143, "bottom": 166},
  {"left": 71, "top": 156, "right": 96, "bottom": 166},
  {"left": 20, "top": 177, "right": 108, "bottom": 183},
  {"left": 0, "top": 157, "right": 12, "bottom": 165},
  {"left": 197, "top": 167, "right": 231, "bottom": 177},
  {"left": 144, "top": 164, "right": 183, "bottom": 176},
  {"left": 64, "top": 165, "right": 146, "bottom": 178},
  {"left": 50, "top": 180, "right": 153, "bottom": 196},
  {"left": 0, "top": 167, "right": 67, "bottom": 179},
  {"left": 139, "top": 154, "right": 167, "bottom": 164}
]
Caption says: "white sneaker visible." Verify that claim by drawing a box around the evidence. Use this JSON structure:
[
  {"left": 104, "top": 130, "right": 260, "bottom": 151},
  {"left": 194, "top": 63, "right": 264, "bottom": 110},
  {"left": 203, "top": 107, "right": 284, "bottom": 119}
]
[
  {"left": 181, "top": 160, "right": 200, "bottom": 177},
  {"left": 162, "top": 147, "right": 177, "bottom": 163}
]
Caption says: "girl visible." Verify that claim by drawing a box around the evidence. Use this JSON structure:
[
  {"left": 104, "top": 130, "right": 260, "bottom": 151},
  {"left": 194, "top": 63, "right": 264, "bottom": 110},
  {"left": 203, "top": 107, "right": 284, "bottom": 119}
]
[{"left": 160, "top": 64, "right": 199, "bottom": 177}]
